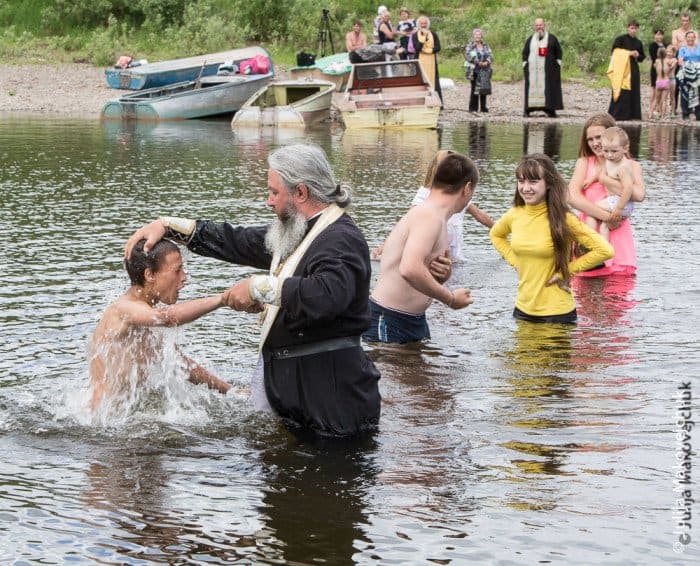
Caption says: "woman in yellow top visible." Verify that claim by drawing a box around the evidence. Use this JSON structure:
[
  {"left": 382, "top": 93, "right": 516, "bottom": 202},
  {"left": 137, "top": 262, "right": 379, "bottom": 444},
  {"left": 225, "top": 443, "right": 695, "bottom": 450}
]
[{"left": 490, "top": 154, "right": 614, "bottom": 324}]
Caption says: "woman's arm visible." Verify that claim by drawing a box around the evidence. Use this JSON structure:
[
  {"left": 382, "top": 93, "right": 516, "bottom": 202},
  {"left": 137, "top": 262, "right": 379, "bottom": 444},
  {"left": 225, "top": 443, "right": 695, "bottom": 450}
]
[
  {"left": 467, "top": 204, "right": 494, "bottom": 228},
  {"left": 484, "top": 44, "right": 493, "bottom": 64},
  {"left": 567, "top": 158, "right": 614, "bottom": 221},
  {"left": 567, "top": 215, "right": 614, "bottom": 274},
  {"left": 489, "top": 212, "right": 517, "bottom": 268},
  {"left": 379, "top": 22, "right": 398, "bottom": 40}
]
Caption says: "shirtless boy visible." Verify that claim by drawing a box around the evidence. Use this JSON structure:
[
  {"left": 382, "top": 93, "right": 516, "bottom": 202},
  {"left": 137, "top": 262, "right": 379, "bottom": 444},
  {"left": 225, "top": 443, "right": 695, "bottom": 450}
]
[
  {"left": 89, "top": 239, "right": 230, "bottom": 411},
  {"left": 586, "top": 126, "right": 635, "bottom": 241},
  {"left": 363, "top": 152, "right": 477, "bottom": 344}
]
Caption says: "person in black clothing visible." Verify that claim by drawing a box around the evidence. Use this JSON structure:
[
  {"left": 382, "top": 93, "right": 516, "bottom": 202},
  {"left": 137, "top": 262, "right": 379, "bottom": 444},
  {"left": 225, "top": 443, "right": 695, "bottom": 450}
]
[
  {"left": 608, "top": 20, "right": 646, "bottom": 121},
  {"left": 124, "top": 144, "right": 381, "bottom": 438},
  {"left": 522, "top": 18, "right": 563, "bottom": 117}
]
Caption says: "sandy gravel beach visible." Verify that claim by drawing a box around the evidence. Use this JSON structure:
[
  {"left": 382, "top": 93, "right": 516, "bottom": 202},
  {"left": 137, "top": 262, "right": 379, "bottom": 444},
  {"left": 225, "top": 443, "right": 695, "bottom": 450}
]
[{"left": 0, "top": 62, "right": 683, "bottom": 126}]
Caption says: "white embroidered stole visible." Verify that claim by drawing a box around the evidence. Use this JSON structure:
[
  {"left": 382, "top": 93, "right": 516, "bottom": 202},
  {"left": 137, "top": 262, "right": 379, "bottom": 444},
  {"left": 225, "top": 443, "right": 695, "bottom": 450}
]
[
  {"left": 258, "top": 204, "right": 345, "bottom": 349},
  {"left": 527, "top": 32, "right": 549, "bottom": 107}
]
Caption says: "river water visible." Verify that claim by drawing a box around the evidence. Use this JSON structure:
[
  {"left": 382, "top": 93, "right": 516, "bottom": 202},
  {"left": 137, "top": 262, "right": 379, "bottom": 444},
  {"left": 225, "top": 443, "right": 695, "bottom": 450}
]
[{"left": 0, "top": 116, "right": 698, "bottom": 564}]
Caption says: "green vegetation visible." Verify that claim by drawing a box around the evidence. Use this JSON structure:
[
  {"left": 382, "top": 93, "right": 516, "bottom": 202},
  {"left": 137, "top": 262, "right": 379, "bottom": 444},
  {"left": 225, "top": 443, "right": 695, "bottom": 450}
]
[{"left": 0, "top": 0, "right": 695, "bottom": 82}]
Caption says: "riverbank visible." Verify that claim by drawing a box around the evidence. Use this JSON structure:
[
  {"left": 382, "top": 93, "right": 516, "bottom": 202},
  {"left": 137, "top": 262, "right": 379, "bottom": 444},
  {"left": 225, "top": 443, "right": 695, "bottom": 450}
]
[{"left": 0, "top": 62, "right": 693, "bottom": 126}]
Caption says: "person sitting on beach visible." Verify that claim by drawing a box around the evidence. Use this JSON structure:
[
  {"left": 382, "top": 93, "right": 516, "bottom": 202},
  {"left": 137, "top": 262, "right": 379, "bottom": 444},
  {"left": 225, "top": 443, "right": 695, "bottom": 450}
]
[
  {"left": 363, "top": 152, "right": 477, "bottom": 344},
  {"left": 346, "top": 20, "right": 367, "bottom": 54},
  {"left": 89, "top": 239, "right": 230, "bottom": 412},
  {"left": 584, "top": 127, "right": 635, "bottom": 242}
]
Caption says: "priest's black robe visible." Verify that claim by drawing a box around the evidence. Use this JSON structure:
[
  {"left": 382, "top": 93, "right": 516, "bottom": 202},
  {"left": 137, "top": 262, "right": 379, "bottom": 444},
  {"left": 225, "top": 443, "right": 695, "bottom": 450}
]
[
  {"left": 522, "top": 32, "right": 564, "bottom": 113},
  {"left": 188, "top": 214, "right": 381, "bottom": 437},
  {"left": 608, "top": 34, "right": 646, "bottom": 120}
]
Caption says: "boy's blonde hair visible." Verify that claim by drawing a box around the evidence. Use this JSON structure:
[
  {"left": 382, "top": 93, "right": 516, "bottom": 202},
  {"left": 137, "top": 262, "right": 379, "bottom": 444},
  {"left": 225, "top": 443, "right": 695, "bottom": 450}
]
[{"left": 602, "top": 126, "right": 629, "bottom": 147}]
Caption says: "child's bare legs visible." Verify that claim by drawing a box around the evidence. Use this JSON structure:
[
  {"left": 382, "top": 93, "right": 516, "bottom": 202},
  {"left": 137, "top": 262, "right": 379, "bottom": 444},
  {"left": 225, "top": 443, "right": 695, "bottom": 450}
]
[
  {"left": 670, "top": 83, "right": 677, "bottom": 116},
  {"left": 593, "top": 197, "right": 613, "bottom": 241},
  {"left": 650, "top": 89, "right": 661, "bottom": 118},
  {"left": 658, "top": 88, "right": 668, "bottom": 119},
  {"left": 598, "top": 220, "right": 611, "bottom": 241},
  {"left": 584, "top": 214, "right": 600, "bottom": 233},
  {"left": 648, "top": 85, "right": 657, "bottom": 117}
]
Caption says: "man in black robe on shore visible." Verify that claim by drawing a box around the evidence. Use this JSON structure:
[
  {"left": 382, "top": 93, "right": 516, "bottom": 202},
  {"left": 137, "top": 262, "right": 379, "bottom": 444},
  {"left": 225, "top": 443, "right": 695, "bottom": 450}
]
[
  {"left": 522, "top": 18, "right": 563, "bottom": 117},
  {"left": 608, "top": 20, "right": 646, "bottom": 121},
  {"left": 124, "top": 144, "right": 381, "bottom": 438}
]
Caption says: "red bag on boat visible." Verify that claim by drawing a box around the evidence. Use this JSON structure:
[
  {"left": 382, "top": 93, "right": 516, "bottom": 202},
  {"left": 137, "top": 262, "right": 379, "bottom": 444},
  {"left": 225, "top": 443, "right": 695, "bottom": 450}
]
[
  {"left": 239, "top": 55, "right": 270, "bottom": 75},
  {"left": 239, "top": 58, "right": 256, "bottom": 74},
  {"left": 253, "top": 54, "right": 270, "bottom": 74}
]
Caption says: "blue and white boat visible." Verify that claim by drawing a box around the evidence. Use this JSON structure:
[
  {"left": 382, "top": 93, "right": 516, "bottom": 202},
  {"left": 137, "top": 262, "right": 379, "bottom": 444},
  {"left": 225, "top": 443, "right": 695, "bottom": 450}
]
[
  {"left": 104, "top": 46, "right": 271, "bottom": 90},
  {"left": 101, "top": 70, "right": 274, "bottom": 121}
]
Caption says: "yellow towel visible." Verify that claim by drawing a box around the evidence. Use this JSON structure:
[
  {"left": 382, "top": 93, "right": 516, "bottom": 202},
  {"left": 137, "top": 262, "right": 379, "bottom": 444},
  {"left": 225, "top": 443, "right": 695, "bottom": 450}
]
[{"left": 607, "top": 48, "right": 631, "bottom": 102}]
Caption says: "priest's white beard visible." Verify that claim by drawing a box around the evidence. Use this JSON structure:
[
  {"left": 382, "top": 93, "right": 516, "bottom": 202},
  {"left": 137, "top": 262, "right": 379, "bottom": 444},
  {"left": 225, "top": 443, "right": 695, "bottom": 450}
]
[{"left": 265, "top": 206, "right": 308, "bottom": 260}]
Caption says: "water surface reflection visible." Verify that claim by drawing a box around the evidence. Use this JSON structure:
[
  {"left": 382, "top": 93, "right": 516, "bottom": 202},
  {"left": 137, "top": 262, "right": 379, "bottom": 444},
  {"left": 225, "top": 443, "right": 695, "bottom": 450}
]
[{"left": 0, "top": 117, "right": 698, "bottom": 563}]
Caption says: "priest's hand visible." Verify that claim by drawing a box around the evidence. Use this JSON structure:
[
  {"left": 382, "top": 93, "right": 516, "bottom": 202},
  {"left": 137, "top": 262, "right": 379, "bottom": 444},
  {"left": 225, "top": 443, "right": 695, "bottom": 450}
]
[
  {"left": 125, "top": 219, "right": 166, "bottom": 259},
  {"left": 223, "top": 279, "right": 264, "bottom": 313}
]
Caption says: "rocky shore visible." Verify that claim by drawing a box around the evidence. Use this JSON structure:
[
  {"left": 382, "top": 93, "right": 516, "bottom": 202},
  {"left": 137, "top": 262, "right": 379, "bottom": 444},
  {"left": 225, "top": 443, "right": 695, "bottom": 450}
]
[{"left": 0, "top": 62, "right": 688, "bottom": 126}]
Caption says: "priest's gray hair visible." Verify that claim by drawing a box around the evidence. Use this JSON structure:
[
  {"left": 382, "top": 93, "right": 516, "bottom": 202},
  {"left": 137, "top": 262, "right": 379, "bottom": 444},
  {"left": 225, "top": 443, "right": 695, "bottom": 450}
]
[{"left": 268, "top": 144, "right": 352, "bottom": 208}]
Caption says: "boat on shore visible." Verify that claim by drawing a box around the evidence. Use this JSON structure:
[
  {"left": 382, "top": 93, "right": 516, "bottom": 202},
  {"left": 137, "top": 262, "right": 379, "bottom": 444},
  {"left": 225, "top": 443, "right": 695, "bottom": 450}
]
[
  {"left": 101, "top": 72, "right": 274, "bottom": 121},
  {"left": 231, "top": 79, "right": 336, "bottom": 128},
  {"left": 289, "top": 53, "right": 352, "bottom": 92},
  {"left": 337, "top": 59, "right": 441, "bottom": 129},
  {"left": 104, "top": 46, "right": 271, "bottom": 90}
]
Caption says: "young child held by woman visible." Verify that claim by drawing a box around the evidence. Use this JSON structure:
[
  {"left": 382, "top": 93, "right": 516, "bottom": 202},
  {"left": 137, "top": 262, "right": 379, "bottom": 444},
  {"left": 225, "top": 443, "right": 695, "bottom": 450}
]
[
  {"left": 490, "top": 154, "right": 613, "bottom": 324},
  {"left": 586, "top": 127, "right": 635, "bottom": 241}
]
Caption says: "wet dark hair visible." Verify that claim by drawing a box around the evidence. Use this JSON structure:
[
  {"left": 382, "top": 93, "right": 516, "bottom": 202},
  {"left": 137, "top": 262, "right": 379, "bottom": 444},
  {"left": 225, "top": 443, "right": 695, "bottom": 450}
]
[
  {"left": 628, "top": 20, "right": 639, "bottom": 28},
  {"left": 125, "top": 239, "right": 180, "bottom": 286},
  {"left": 432, "top": 152, "right": 479, "bottom": 194},
  {"left": 654, "top": 28, "right": 664, "bottom": 35}
]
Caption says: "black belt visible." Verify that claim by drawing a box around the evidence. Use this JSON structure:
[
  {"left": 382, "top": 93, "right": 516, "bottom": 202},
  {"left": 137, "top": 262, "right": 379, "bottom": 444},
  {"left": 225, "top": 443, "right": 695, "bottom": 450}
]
[{"left": 269, "top": 336, "right": 361, "bottom": 360}]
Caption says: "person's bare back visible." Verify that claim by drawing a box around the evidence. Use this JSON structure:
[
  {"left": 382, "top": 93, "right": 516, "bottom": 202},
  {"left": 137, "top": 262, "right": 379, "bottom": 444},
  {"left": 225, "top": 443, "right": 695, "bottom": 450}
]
[
  {"left": 89, "top": 295, "right": 167, "bottom": 410},
  {"left": 371, "top": 202, "right": 451, "bottom": 314},
  {"left": 369, "top": 152, "right": 478, "bottom": 318}
]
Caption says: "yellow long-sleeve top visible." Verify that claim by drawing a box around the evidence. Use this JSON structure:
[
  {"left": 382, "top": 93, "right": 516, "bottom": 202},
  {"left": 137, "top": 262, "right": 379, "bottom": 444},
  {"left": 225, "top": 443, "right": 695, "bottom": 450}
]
[{"left": 490, "top": 202, "right": 614, "bottom": 316}]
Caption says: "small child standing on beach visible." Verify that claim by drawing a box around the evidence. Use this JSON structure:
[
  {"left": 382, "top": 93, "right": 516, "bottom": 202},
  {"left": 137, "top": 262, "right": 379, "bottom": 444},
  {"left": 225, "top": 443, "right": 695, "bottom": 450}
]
[
  {"left": 665, "top": 46, "right": 679, "bottom": 117},
  {"left": 586, "top": 127, "right": 635, "bottom": 242},
  {"left": 650, "top": 47, "right": 671, "bottom": 119}
]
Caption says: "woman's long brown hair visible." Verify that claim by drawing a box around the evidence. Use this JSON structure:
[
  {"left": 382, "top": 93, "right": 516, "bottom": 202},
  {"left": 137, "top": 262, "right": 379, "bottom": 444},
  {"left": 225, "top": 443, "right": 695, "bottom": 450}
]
[
  {"left": 513, "top": 154, "right": 573, "bottom": 282},
  {"left": 578, "top": 113, "right": 616, "bottom": 157}
]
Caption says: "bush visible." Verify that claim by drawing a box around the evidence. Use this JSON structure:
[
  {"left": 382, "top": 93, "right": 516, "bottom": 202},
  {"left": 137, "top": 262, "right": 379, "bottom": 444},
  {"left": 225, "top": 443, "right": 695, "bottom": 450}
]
[{"left": 0, "top": 0, "right": 696, "bottom": 78}]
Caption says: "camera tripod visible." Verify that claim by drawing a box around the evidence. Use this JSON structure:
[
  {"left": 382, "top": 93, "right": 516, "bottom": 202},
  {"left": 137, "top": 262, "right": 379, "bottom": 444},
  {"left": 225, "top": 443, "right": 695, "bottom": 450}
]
[{"left": 317, "top": 9, "right": 335, "bottom": 57}]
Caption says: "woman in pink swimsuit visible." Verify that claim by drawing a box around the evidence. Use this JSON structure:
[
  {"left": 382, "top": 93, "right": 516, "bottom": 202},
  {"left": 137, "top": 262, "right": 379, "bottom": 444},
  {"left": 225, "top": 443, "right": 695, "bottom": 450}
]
[{"left": 568, "top": 113, "right": 646, "bottom": 277}]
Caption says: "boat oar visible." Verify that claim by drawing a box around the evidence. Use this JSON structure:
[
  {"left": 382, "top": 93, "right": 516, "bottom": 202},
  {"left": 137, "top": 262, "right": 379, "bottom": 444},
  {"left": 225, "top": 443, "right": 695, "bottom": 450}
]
[{"left": 194, "top": 60, "right": 206, "bottom": 89}]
